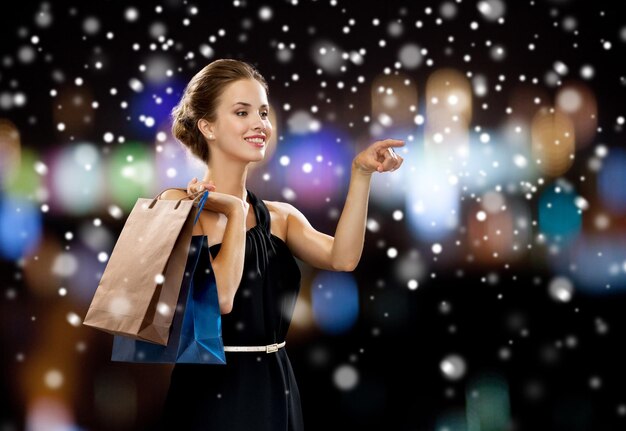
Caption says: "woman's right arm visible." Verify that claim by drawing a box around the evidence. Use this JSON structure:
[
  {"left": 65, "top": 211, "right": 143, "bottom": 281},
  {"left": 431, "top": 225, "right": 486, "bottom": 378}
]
[{"left": 160, "top": 189, "right": 247, "bottom": 314}]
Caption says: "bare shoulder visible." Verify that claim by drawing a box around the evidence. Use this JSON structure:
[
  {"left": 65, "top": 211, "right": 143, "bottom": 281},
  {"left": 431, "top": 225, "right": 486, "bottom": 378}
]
[
  {"left": 264, "top": 200, "right": 308, "bottom": 222},
  {"left": 262, "top": 200, "right": 293, "bottom": 241},
  {"left": 263, "top": 200, "right": 293, "bottom": 215}
]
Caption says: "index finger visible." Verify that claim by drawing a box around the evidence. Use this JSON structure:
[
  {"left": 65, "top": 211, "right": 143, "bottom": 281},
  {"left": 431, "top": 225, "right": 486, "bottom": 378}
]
[{"left": 376, "top": 139, "right": 405, "bottom": 149}]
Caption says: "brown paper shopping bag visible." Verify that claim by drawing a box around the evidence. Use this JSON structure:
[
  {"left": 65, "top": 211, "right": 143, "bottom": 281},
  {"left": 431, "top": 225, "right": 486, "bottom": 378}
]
[{"left": 83, "top": 187, "right": 208, "bottom": 346}]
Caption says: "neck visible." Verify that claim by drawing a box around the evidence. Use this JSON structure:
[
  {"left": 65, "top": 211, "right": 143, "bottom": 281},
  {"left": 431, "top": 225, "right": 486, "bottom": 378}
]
[{"left": 204, "top": 151, "right": 250, "bottom": 203}]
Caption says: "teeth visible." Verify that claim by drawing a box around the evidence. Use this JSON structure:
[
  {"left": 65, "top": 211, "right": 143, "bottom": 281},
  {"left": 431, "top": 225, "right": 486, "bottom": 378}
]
[{"left": 245, "top": 138, "right": 265, "bottom": 144}]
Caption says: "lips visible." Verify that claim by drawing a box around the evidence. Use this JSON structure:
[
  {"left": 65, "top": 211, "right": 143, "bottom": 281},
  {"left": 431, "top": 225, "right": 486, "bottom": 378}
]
[{"left": 244, "top": 136, "right": 266, "bottom": 147}]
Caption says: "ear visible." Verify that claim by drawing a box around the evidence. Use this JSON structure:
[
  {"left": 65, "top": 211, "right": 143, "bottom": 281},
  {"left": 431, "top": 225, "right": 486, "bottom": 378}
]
[{"left": 198, "top": 119, "right": 215, "bottom": 140}]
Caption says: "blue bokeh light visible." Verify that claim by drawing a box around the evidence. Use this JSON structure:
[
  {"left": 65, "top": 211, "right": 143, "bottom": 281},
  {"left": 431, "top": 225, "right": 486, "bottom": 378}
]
[
  {"left": 311, "top": 271, "right": 359, "bottom": 335},
  {"left": 598, "top": 148, "right": 626, "bottom": 214},
  {"left": 538, "top": 183, "right": 582, "bottom": 242},
  {"left": 154, "top": 137, "right": 206, "bottom": 193},
  {"left": 405, "top": 153, "right": 460, "bottom": 241},
  {"left": 129, "top": 79, "right": 187, "bottom": 139},
  {"left": 269, "top": 128, "right": 353, "bottom": 209},
  {"left": 0, "top": 194, "right": 42, "bottom": 260},
  {"left": 549, "top": 233, "right": 626, "bottom": 293}
]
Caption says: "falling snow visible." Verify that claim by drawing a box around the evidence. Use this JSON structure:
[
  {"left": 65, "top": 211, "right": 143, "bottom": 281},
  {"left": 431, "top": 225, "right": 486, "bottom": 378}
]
[{"left": 1, "top": 0, "right": 626, "bottom": 430}]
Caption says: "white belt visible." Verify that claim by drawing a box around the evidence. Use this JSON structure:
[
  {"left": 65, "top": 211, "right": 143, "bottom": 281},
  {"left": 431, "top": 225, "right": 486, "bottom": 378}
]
[{"left": 223, "top": 341, "right": 286, "bottom": 353}]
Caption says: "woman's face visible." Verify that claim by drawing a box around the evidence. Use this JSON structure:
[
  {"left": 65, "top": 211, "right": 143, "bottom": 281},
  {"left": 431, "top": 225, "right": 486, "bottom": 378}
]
[{"left": 209, "top": 78, "right": 272, "bottom": 163}]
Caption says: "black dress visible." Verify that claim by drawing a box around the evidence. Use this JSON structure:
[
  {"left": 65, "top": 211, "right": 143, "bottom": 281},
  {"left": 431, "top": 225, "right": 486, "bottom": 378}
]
[{"left": 159, "top": 189, "right": 304, "bottom": 430}]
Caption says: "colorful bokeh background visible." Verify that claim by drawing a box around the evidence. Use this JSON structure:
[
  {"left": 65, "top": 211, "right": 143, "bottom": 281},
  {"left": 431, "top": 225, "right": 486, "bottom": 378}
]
[{"left": 2, "top": 0, "right": 626, "bottom": 430}]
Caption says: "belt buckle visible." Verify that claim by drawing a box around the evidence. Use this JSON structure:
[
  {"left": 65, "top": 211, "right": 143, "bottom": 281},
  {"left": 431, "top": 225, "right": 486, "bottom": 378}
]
[{"left": 266, "top": 343, "right": 278, "bottom": 353}]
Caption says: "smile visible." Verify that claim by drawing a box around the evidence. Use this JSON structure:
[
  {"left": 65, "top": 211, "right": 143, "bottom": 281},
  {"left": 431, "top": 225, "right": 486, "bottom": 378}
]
[{"left": 245, "top": 137, "right": 266, "bottom": 147}]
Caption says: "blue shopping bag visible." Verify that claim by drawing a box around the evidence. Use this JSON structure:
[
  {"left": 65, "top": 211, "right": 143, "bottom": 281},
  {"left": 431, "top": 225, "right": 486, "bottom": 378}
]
[{"left": 111, "top": 191, "right": 226, "bottom": 364}]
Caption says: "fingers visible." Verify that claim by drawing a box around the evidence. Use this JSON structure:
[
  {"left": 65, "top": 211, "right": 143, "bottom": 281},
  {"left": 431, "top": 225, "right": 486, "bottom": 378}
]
[
  {"left": 373, "top": 139, "right": 404, "bottom": 172},
  {"left": 376, "top": 147, "right": 404, "bottom": 172},
  {"left": 391, "top": 154, "right": 404, "bottom": 171},
  {"left": 186, "top": 177, "right": 197, "bottom": 194},
  {"left": 187, "top": 177, "right": 216, "bottom": 194},
  {"left": 375, "top": 138, "right": 405, "bottom": 150},
  {"left": 379, "top": 148, "right": 397, "bottom": 171}
]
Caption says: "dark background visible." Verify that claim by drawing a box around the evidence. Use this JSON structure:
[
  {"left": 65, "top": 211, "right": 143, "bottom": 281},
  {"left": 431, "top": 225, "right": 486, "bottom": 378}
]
[{"left": 2, "top": 0, "right": 626, "bottom": 430}]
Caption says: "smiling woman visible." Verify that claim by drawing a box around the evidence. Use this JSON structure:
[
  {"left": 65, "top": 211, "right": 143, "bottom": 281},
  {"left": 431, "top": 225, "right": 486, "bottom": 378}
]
[
  {"left": 156, "top": 58, "right": 404, "bottom": 431},
  {"left": 170, "top": 59, "right": 271, "bottom": 167},
  {"left": 197, "top": 78, "right": 272, "bottom": 163}
]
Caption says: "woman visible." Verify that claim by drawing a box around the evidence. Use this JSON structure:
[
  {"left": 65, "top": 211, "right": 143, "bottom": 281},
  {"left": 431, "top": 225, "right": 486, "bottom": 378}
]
[{"left": 158, "top": 58, "right": 404, "bottom": 430}]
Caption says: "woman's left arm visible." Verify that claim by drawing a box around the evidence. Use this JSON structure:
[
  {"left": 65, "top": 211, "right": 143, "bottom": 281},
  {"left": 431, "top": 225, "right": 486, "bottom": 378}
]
[{"left": 282, "top": 139, "right": 404, "bottom": 271}]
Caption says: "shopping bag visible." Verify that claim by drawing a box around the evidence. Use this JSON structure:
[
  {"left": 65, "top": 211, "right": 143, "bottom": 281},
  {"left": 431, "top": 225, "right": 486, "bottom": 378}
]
[
  {"left": 110, "top": 234, "right": 226, "bottom": 364},
  {"left": 83, "top": 188, "right": 208, "bottom": 346}
]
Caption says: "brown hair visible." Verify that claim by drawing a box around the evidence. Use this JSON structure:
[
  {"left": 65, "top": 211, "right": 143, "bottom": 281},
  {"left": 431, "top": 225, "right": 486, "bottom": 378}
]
[{"left": 171, "top": 59, "right": 269, "bottom": 164}]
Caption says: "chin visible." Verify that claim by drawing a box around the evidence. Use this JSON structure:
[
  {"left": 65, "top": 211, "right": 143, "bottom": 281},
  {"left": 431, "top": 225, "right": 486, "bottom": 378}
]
[{"left": 252, "top": 149, "right": 266, "bottom": 158}]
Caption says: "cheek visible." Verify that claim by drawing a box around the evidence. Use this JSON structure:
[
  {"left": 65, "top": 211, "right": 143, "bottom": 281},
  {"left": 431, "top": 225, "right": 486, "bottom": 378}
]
[{"left": 228, "top": 119, "right": 248, "bottom": 134}]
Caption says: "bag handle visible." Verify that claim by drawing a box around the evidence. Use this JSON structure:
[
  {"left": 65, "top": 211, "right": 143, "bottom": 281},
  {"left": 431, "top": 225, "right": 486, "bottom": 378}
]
[
  {"left": 152, "top": 187, "right": 213, "bottom": 247},
  {"left": 151, "top": 187, "right": 209, "bottom": 224},
  {"left": 152, "top": 187, "right": 205, "bottom": 205},
  {"left": 153, "top": 187, "right": 198, "bottom": 202}
]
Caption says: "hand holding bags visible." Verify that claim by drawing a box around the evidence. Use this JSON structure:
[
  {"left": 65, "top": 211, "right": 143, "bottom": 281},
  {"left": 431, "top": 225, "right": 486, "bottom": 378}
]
[
  {"left": 83, "top": 186, "right": 226, "bottom": 364},
  {"left": 83, "top": 187, "right": 207, "bottom": 345}
]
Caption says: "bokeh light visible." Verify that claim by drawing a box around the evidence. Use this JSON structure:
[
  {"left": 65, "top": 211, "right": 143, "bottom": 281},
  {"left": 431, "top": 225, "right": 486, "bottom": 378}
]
[
  {"left": 269, "top": 128, "right": 353, "bottom": 209},
  {"left": 48, "top": 142, "right": 104, "bottom": 216},
  {"left": 531, "top": 108, "right": 575, "bottom": 177},
  {"left": 466, "top": 373, "right": 511, "bottom": 431},
  {"left": 466, "top": 199, "right": 516, "bottom": 263},
  {"left": 440, "top": 354, "right": 467, "bottom": 381},
  {"left": 128, "top": 77, "right": 184, "bottom": 139},
  {"left": 1, "top": 1, "right": 625, "bottom": 430},
  {"left": 477, "top": 0, "right": 506, "bottom": 21},
  {"left": 371, "top": 73, "right": 418, "bottom": 130},
  {"left": 52, "top": 84, "right": 96, "bottom": 138},
  {"left": 2, "top": 146, "right": 42, "bottom": 198},
  {"left": 548, "top": 276, "right": 575, "bottom": 302},
  {"left": 0, "top": 194, "right": 42, "bottom": 260},
  {"left": 0, "top": 118, "right": 21, "bottom": 189},
  {"left": 21, "top": 231, "right": 64, "bottom": 297},
  {"left": 406, "top": 152, "right": 460, "bottom": 241},
  {"left": 25, "top": 397, "right": 76, "bottom": 431},
  {"left": 397, "top": 44, "right": 424, "bottom": 69},
  {"left": 549, "top": 233, "right": 626, "bottom": 293},
  {"left": 154, "top": 131, "right": 205, "bottom": 192},
  {"left": 311, "top": 271, "right": 359, "bottom": 335},
  {"left": 597, "top": 148, "right": 626, "bottom": 214},
  {"left": 555, "top": 81, "right": 597, "bottom": 150},
  {"left": 425, "top": 68, "right": 472, "bottom": 160},
  {"left": 333, "top": 364, "right": 359, "bottom": 391},
  {"left": 311, "top": 39, "right": 344, "bottom": 75},
  {"left": 107, "top": 141, "right": 155, "bottom": 210},
  {"left": 538, "top": 181, "right": 582, "bottom": 243}
]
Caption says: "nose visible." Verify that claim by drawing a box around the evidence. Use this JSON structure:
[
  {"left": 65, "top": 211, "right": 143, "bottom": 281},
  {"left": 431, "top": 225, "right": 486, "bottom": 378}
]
[{"left": 252, "top": 114, "right": 267, "bottom": 132}]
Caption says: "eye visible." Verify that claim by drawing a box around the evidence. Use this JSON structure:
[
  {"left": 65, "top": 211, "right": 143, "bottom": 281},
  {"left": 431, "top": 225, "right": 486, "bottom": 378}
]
[
  {"left": 236, "top": 111, "right": 247, "bottom": 117},
  {"left": 260, "top": 111, "right": 269, "bottom": 118}
]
